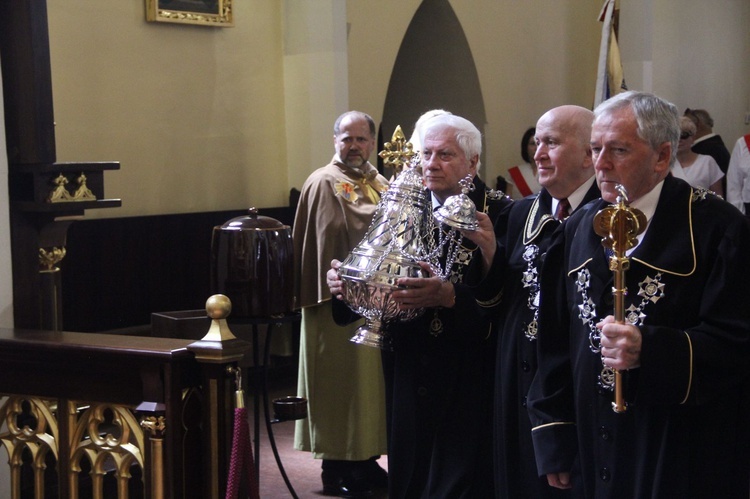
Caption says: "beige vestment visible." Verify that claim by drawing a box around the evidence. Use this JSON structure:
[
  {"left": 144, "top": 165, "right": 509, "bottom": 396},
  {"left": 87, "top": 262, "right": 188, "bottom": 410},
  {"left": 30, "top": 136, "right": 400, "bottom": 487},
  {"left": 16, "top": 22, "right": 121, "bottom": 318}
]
[{"left": 293, "top": 158, "right": 389, "bottom": 460}]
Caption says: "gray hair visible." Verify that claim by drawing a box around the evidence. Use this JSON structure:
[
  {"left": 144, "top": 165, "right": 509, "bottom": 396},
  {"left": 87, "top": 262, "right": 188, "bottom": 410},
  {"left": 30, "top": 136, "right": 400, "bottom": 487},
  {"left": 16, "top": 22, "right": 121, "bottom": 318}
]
[
  {"left": 420, "top": 114, "right": 482, "bottom": 170},
  {"left": 594, "top": 91, "right": 679, "bottom": 167},
  {"left": 409, "top": 109, "right": 451, "bottom": 151}
]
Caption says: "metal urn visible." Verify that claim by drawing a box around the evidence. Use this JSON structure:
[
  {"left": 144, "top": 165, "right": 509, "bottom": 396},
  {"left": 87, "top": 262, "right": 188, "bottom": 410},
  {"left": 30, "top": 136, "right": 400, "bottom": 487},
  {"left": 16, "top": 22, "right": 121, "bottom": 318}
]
[
  {"left": 210, "top": 208, "right": 295, "bottom": 318},
  {"left": 337, "top": 154, "right": 431, "bottom": 350}
]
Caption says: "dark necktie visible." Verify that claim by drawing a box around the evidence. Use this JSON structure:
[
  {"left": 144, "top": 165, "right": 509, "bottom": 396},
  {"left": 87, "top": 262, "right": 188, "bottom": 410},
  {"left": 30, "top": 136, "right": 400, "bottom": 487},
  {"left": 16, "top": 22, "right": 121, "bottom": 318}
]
[{"left": 554, "top": 198, "right": 571, "bottom": 220}]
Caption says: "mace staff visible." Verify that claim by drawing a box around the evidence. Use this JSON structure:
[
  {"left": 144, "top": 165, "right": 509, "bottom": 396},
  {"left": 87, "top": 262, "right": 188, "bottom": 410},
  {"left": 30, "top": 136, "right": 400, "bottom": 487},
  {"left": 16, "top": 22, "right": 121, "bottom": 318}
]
[{"left": 593, "top": 184, "right": 647, "bottom": 413}]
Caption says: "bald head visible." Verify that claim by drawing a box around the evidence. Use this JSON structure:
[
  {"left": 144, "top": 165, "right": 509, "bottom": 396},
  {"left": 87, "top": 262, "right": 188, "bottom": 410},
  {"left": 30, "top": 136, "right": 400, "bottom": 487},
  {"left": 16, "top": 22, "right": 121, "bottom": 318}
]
[
  {"left": 538, "top": 105, "right": 594, "bottom": 146},
  {"left": 533, "top": 105, "right": 595, "bottom": 199}
]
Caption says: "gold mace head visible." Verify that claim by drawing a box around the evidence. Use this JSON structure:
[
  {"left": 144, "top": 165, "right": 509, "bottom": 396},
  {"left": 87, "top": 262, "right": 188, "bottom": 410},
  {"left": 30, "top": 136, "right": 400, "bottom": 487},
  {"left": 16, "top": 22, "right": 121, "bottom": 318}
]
[{"left": 593, "top": 184, "right": 648, "bottom": 257}]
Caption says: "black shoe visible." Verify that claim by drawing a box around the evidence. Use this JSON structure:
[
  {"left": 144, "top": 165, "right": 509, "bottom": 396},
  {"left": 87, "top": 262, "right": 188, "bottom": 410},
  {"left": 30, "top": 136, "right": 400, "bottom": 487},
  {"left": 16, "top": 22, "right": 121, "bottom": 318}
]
[
  {"left": 322, "top": 469, "right": 373, "bottom": 498},
  {"left": 362, "top": 459, "right": 388, "bottom": 490}
]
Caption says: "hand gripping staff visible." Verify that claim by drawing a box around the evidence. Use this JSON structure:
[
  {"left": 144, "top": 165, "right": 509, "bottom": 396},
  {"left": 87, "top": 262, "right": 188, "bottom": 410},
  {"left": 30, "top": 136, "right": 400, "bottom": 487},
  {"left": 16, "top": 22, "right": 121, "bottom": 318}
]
[{"left": 593, "top": 184, "right": 647, "bottom": 413}]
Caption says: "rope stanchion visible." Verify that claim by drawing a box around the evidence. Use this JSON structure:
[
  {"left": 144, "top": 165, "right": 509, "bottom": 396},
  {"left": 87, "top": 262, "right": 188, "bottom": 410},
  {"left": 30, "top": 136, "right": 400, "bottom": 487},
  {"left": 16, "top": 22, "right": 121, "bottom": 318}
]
[{"left": 226, "top": 366, "right": 259, "bottom": 499}]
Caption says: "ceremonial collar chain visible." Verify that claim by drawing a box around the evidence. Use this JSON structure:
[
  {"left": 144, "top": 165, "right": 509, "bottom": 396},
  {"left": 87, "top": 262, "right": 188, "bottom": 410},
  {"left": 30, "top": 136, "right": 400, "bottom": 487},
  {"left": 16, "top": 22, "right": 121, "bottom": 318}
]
[
  {"left": 428, "top": 233, "right": 476, "bottom": 338},
  {"left": 576, "top": 268, "right": 665, "bottom": 391},
  {"left": 521, "top": 244, "right": 541, "bottom": 341}
]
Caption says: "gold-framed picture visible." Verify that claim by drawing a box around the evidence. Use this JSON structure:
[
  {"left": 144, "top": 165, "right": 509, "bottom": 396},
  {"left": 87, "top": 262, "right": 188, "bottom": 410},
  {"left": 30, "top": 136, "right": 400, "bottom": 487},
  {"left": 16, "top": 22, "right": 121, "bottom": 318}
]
[{"left": 146, "top": 0, "right": 233, "bottom": 27}]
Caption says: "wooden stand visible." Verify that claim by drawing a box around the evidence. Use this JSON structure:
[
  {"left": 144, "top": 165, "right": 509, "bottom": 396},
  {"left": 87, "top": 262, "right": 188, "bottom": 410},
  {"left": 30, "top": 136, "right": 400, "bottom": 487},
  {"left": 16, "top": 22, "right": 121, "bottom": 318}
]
[{"left": 0, "top": 0, "right": 121, "bottom": 329}]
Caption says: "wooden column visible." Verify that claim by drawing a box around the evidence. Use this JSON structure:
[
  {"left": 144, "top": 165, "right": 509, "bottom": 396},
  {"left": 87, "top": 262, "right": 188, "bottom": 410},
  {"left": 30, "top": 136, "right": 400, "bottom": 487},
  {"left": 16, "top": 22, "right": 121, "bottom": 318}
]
[
  {"left": 0, "top": 0, "right": 56, "bottom": 166},
  {"left": 0, "top": 0, "right": 121, "bottom": 330}
]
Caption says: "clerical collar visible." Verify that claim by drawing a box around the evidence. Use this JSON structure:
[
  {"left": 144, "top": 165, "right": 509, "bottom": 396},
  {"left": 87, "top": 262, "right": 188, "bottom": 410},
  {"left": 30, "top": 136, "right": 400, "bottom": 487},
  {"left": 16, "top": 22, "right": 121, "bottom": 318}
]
[{"left": 692, "top": 133, "right": 716, "bottom": 145}]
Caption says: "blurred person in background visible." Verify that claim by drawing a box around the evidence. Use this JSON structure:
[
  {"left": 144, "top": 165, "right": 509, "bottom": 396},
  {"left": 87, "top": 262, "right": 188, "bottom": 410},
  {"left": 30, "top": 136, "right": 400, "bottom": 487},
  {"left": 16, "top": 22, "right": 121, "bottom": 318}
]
[
  {"left": 671, "top": 116, "right": 724, "bottom": 196},
  {"left": 507, "top": 126, "right": 541, "bottom": 199}
]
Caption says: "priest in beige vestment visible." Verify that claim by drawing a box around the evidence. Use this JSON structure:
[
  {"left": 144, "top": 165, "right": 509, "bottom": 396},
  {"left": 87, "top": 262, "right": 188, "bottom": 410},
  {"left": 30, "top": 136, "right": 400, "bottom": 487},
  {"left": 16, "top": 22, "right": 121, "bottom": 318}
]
[{"left": 293, "top": 111, "right": 389, "bottom": 496}]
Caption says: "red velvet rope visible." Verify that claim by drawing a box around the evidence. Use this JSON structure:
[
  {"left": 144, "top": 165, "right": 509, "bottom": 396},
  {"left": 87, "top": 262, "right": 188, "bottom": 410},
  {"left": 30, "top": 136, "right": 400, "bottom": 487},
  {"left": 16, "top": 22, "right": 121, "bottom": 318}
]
[{"left": 226, "top": 407, "right": 259, "bottom": 499}]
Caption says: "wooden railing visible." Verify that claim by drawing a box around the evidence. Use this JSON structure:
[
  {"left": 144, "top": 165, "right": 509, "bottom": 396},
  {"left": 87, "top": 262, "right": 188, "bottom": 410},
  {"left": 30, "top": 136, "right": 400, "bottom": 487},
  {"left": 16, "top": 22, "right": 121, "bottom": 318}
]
[{"left": 0, "top": 308, "right": 249, "bottom": 499}]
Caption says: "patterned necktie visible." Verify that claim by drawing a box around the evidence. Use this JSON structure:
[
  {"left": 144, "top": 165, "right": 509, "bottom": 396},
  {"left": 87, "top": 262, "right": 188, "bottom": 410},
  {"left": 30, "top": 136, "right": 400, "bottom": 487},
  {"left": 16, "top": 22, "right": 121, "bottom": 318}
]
[{"left": 554, "top": 198, "right": 571, "bottom": 220}]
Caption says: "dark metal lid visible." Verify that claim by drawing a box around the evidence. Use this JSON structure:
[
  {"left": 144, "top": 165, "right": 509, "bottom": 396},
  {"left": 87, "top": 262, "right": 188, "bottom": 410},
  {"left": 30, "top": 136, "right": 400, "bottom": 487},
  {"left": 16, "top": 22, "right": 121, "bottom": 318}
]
[{"left": 219, "top": 207, "right": 288, "bottom": 230}]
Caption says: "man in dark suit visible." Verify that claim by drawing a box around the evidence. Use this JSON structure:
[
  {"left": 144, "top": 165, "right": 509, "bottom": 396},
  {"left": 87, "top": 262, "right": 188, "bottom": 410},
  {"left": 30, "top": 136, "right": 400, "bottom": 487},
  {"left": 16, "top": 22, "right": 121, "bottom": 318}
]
[
  {"left": 464, "top": 105, "right": 601, "bottom": 499},
  {"left": 329, "top": 112, "right": 513, "bottom": 498},
  {"left": 529, "top": 92, "right": 750, "bottom": 498}
]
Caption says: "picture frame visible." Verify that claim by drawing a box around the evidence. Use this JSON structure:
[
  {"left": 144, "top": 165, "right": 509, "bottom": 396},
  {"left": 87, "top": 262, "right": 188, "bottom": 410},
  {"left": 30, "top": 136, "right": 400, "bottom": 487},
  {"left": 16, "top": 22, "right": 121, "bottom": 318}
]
[{"left": 146, "top": 0, "right": 233, "bottom": 27}]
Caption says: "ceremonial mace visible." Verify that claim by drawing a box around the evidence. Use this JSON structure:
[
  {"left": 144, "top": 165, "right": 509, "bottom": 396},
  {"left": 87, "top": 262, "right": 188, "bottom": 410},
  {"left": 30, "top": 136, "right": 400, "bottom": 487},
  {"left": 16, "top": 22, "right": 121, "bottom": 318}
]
[{"left": 593, "top": 184, "right": 647, "bottom": 413}]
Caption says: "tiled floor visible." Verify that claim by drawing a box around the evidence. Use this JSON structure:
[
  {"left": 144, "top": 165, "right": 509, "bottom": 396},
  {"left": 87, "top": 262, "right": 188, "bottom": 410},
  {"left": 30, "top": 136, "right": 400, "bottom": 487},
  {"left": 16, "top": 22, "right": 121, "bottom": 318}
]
[{"left": 247, "top": 365, "right": 388, "bottom": 499}]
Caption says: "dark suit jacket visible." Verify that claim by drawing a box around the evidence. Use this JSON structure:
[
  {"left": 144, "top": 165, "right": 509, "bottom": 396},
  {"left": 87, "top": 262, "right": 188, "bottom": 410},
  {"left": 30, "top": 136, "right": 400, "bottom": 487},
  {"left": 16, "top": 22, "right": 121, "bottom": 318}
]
[
  {"left": 384, "top": 178, "right": 511, "bottom": 498},
  {"left": 333, "top": 178, "right": 513, "bottom": 498},
  {"left": 528, "top": 175, "right": 750, "bottom": 498}
]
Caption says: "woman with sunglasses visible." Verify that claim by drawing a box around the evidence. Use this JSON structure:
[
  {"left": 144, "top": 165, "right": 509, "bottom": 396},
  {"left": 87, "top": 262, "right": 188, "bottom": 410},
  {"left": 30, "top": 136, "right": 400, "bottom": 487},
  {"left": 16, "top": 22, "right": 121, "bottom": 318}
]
[{"left": 671, "top": 116, "right": 724, "bottom": 197}]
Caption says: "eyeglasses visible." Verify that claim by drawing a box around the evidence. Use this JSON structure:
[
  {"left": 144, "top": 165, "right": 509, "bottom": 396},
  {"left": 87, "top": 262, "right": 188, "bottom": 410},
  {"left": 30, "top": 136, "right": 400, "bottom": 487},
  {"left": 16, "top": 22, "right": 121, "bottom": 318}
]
[{"left": 680, "top": 132, "right": 693, "bottom": 140}]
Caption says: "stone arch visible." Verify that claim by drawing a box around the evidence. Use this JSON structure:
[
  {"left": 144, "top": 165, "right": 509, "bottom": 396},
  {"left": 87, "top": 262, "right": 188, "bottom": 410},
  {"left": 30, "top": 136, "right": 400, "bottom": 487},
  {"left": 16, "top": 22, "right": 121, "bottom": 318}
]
[{"left": 380, "top": 0, "right": 487, "bottom": 177}]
